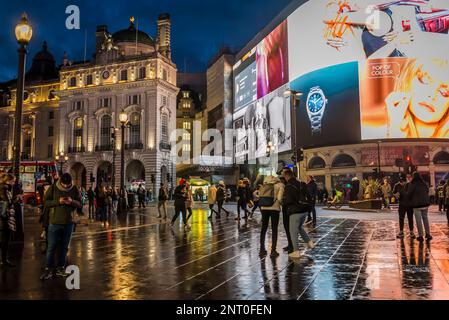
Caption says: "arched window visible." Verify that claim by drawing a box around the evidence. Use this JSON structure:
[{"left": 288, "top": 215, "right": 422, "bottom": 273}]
[
  {"left": 434, "top": 151, "right": 449, "bottom": 165},
  {"left": 100, "top": 115, "right": 112, "bottom": 148},
  {"left": 129, "top": 112, "right": 141, "bottom": 146},
  {"left": 308, "top": 156, "right": 326, "bottom": 170},
  {"left": 73, "top": 117, "right": 84, "bottom": 151},
  {"left": 332, "top": 154, "right": 356, "bottom": 168}
]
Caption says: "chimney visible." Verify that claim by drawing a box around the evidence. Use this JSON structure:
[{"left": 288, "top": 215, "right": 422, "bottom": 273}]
[
  {"left": 157, "top": 13, "right": 171, "bottom": 59},
  {"left": 96, "top": 25, "right": 108, "bottom": 52}
]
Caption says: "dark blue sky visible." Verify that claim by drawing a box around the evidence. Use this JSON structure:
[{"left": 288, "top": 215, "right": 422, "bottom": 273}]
[{"left": 0, "top": 0, "right": 292, "bottom": 82}]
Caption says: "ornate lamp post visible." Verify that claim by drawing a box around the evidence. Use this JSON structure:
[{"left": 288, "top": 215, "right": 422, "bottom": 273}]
[
  {"left": 117, "top": 111, "right": 128, "bottom": 215},
  {"left": 55, "top": 152, "right": 69, "bottom": 175},
  {"left": 12, "top": 13, "right": 33, "bottom": 181}
]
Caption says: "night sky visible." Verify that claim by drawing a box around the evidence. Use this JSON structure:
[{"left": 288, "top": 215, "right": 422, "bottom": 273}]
[{"left": 0, "top": 0, "right": 292, "bottom": 82}]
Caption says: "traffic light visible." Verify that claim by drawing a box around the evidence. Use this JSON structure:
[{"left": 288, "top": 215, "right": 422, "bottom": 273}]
[{"left": 404, "top": 155, "right": 417, "bottom": 174}]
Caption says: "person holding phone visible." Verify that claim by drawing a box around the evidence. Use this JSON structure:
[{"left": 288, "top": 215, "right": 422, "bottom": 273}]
[{"left": 41, "top": 173, "right": 82, "bottom": 280}]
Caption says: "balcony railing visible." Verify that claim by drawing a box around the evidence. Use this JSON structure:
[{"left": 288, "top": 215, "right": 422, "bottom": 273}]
[
  {"left": 68, "top": 146, "right": 86, "bottom": 154},
  {"left": 95, "top": 144, "right": 114, "bottom": 152},
  {"left": 125, "top": 142, "right": 144, "bottom": 150},
  {"left": 159, "top": 142, "right": 172, "bottom": 151}
]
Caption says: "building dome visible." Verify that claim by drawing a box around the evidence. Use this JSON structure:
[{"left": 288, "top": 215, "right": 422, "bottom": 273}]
[
  {"left": 112, "top": 19, "right": 154, "bottom": 47},
  {"left": 25, "top": 41, "right": 59, "bottom": 83}
]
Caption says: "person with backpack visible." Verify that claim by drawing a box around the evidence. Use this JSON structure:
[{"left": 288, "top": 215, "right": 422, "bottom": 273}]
[
  {"left": 282, "top": 169, "right": 315, "bottom": 259},
  {"left": 40, "top": 173, "right": 82, "bottom": 280},
  {"left": 408, "top": 172, "right": 432, "bottom": 242},
  {"left": 259, "top": 176, "right": 284, "bottom": 258},
  {"left": 216, "top": 181, "right": 231, "bottom": 217},
  {"left": 157, "top": 183, "right": 169, "bottom": 220}
]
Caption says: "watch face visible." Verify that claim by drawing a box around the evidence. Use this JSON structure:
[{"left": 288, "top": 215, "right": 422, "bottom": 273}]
[
  {"left": 102, "top": 71, "right": 110, "bottom": 80},
  {"left": 307, "top": 92, "right": 325, "bottom": 113}
]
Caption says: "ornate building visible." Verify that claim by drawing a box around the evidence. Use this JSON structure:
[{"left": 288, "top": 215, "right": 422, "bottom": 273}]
[
  {"left": 0, "top": 41, "right": 60, "bottom": 163},
  {"left": 56, "top": 15, "right": 178, "bottom": 190}
]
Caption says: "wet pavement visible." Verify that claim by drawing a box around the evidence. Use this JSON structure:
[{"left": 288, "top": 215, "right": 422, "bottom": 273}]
[{"left": 1, "top": 204, "right": 449, "bottom": 300}]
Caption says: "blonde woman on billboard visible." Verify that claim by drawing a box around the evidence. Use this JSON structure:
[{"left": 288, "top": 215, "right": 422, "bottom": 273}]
[{"left": 386, "top": 57, "right": 449, "bottom": 138}]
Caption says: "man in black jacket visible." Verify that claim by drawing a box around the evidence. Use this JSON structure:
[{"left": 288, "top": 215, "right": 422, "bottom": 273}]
[
  {"left": 306, "top": 176, "right": 318, "bottom": 226},
  {"left": 282, "top": 169, "right": 315, "bottom": 258},
  {"left": 393, "top": 176, "right": 415, "bottom": 239},
  {"left": 170, "top": 180, "right": 190, "bottom": 230},
  {"left": 407, "top": 172, "right": 432, "bottom": 242}
]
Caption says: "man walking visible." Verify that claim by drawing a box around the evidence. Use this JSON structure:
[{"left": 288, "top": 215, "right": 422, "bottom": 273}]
[
  {"left": 393, "top": 176, "right": 415, "bottom": 239},
  {"left": 306, "top": 176, "right": 318, "bottom": 225},
  {"left": 137, "top": 184, "right": 146, "bottom": 209},
  {"left": 41, "top": 173, "right": 82, "bottom": 280},
  {"left": 282, "top": 169, "right": 315, "bottom": 259},
  {"left": 87, "top": 186, "right": 95, "bottom": 220}
]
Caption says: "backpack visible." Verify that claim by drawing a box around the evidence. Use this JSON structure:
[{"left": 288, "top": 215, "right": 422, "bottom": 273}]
[{"left": 258, "top": 184, "right": 275, "bottom": 207}]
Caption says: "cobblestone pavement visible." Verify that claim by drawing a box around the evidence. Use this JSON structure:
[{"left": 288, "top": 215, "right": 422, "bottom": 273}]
[{"left": 1, "top": 203, "right": 449, "bottom": 300}]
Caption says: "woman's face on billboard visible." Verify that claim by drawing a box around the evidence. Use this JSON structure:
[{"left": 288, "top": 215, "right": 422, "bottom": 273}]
[{"left": 409, "top": 62, "right": 449, "bottom": 124}]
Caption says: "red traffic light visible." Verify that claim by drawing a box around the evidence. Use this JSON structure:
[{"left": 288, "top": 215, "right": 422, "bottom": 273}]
[{"left": 406, "top": 156, "right": 412, "bottom": 162}]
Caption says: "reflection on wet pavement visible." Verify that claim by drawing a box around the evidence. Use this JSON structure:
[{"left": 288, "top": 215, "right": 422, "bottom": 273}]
[{"left": 1, "top": 205, "right": 449, "bottom": 300}]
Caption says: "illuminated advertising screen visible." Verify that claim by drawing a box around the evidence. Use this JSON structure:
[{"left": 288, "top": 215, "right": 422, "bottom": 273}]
[
  {"left": 234, "top": 49, "right": 257, "bottom": 112},
  {"left": 233, "top": 0, "right": 449, "bottom": 161}
]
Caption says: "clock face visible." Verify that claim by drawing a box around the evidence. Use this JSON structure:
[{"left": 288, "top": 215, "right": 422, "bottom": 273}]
[
  {"left": 307, "top": 92, "right": 325, "bottom": 113},
  {"left": 102, "top": 70, "right": 110, "bottom": 80}
]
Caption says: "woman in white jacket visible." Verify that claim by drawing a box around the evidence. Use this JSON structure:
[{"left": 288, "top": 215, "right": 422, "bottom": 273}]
[{"left": 259, "top": 175, "right": 284, "bottom": 258}]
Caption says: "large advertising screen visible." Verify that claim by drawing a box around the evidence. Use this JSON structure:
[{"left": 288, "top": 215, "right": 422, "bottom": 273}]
[{"left": 233, "top": 0, "right": 449, "bottom": 160}]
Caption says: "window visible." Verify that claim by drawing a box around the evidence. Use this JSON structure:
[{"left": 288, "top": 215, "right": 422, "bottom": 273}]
[
  {"left": 86, "top": 74, "right": 93, "bottom": 85},
  {"left": 73, "top": 101, "right": 84, "bottom": 111},
  {"left": 73, "top": 117, "right": 84, "bottom": 149},
  {"left": 100, "top": 115, "right": 112, "bottom": 147},
  {"left": 183, "top": 122, "right": 191, "bottom": 130},
  {"left": 161, "top": 113, "right": 169, "bottom": 143},
  {"left": 99, "top": 97, "right": 112, "bottom": 108},
  {"left": 129, "top": 112, "right": 141, "bottom": 145},
  {"left": 182, "top": 133, "right": 191, "bottom": 141},
  {"left": 69, "top": 77, "right": 77, "bottom": 87},
  {"left": 182, "top": 101, "right": 191, "bottom": 109},
  {"left": 183, "top": 91, "right": 190, "bottom": 98},
  {"left": 47, "top": 144, "right": 53, "bottom": 158},
  {"left": 128, "top": 95, "right": 141, "bottom": 105},
  {"left": 48, "top": 126, "right": 54, "bottom": 137},
  {"left": 49, "top": 111, "right": 54, "bottom": 120},
  {"left": 182, "top": 144, "right": 191, "bottom": 152},
  {"left": 120, "top": 69, "right": 128, "bottom": 81},
  {"left": 138, "top": 67, "right": 146, "bottom": 80}
]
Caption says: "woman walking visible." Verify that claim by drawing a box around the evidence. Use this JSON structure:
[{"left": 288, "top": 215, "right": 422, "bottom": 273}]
[
  {"left": 408, "top": 172, "right": 432, "bottom": 242},
  {"left": 259, "top": 176, "right": 284, "bottom": 258},
  {"left": 0, "top": 174, "right": 16, "bottom": 268}
]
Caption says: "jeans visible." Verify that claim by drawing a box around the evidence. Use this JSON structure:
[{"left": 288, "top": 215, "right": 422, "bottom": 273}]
[
  {"left": 399, "top": 206, "right": 414, "bottom": 233},
  {"left": 282, "top": 208, "right": 293, "bottom": 251},
  {"left": 289, "top": 213, "right": 311, "bottom": 252},
  {"left": 413, "top": 208, "right": 431, "bottom": 238},
  {"left": 171, "top": 204, "right": 187, "bottom": 225},
  {"left": 158, "top": 201, "right": 168, "bottom": 218},
  {"left": 308, "top": 204, "right": 317, "bottom": 223},
  {"left": 46, "top": 224, "right": 74, "bottom": 269},
  {"left": 260, "top": 210, "right": 280, "bottom": 251}
]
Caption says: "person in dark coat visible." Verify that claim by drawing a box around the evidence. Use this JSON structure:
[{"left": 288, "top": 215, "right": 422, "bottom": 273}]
[
  {"left": 407, "top": 172, "right": 432, "bottom": 242},
  {"left": 306, "top": 176, "right": 318, "bottom": 225},
  {"left": 170, "top": 179, "right": 190, "bottom": 229},
  {"left": 0, "top": 174, "right": 16, "bottom": 268},
  {"left": 393, "top": 175, "right": 415, "bottom": 239}
]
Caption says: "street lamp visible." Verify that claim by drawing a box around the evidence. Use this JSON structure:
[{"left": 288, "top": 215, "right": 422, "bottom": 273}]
[
  {"left": 284, "top": 89, "right": 303, "bottom": 179},
  {"left": 118, "top": 111, "right": 128, "bottom": 216},
  {"left": 111, "top": 127, "right": 118, "bottom": 189},
  {"left": 55, "top": 152, "right": 69, "bottom": 175},
  {"left": 12, "top": 13, "right": 33, "bottom": 181}
]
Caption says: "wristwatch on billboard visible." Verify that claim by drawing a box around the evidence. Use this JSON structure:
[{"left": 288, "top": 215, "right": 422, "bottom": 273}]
[{"left": 306, "top": 86, "right": 328, "bottom": 135}]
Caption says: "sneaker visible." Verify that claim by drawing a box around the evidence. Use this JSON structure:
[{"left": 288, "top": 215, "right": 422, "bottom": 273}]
[
  {"left": 409, "top": 233, "right": 416, "bottom": 239},
  {"left": 426, "top": 235, "right": 433, "bottom": 241},
  {"left": 417, "top": 236, "right": 425, "bottom": 242},
  {"left": 289, "top": 251, "right": 301, "bottom": 259},
  {"left": 259, "top": 250, "right": 268, "bottom": 258},
  {"left": 40, "top": 268, "right": 54, "bottom": 281},
  {"left": 307, "top": 241, "right": 316, "bottom": 250},
  {"left": 270, "top": 250, "right": 280, "bottom": 258},
  {"left": 55, "top": 267, "right": 68, "bottom": 278},
  {"left": 397, "top": 232, "right": 404, "bottom": 239}
]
